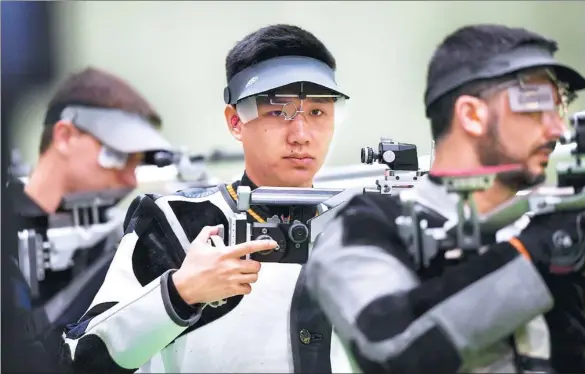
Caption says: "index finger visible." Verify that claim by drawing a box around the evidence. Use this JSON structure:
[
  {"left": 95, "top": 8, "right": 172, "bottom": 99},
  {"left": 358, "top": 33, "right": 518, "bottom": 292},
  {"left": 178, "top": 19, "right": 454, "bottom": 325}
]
[
  {"left": 193, "top": 225, "right": 222, "bottom": 245},
  {"left": 223, "top": 239, "right": 278, "bottom": 258}
]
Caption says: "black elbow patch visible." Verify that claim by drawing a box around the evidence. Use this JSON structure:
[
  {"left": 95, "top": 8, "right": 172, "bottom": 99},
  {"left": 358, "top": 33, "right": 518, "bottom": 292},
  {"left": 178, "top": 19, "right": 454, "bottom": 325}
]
[
  {"left": 381, "top": 326, "right": 461, "bottom": 374},
  {"left": 349, "top": 326, "right": 461, "bottom": 374},
  {"left": 72, "top": 335, "right": 137, "bottom": 374},
  {"left": 356, "top": 292, "right": 416, "bottom": 342}
]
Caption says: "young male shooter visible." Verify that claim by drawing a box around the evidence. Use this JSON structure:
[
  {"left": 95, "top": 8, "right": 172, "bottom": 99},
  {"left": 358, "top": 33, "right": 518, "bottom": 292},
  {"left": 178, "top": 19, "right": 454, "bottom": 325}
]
[
  {"left": 62, "top": 24, "right": 354, "bottom": 373},
  {"left": 306, "top": 24, "right": 585, "bottom": 374}
]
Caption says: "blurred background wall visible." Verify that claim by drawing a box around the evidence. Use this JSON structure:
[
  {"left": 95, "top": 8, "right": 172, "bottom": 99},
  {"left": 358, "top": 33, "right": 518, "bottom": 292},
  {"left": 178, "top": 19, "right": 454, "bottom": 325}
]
[{"left": 9, "top": 0, "right": 585, "bottom": 169}]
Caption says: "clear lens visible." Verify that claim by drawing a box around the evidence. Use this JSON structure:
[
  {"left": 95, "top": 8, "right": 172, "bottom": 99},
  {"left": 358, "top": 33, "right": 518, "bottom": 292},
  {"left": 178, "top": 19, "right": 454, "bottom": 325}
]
[
  {"left": 280, "top": 101, "right": 301, "bottom": 120},
  {"left": 506, "top": 83, "right": 572, "bottom": 128},
  {"left": 98, "top": 146, "right": 128, "bottom": 170},
  {"left": 479, "top": 68, "right": 575, "bottom": 124}
]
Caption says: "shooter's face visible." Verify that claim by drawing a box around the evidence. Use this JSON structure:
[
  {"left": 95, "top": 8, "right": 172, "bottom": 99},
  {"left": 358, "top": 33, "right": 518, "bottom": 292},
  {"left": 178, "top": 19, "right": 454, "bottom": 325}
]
[
  {"left": 227, "top": 85, "right": 337, "bottom": 187},
  {"left": 477, "top": 75, "right": 567, "bottom": 189},
  {"left": 53, "top": 121, "right": 140, "bottom": 193}
]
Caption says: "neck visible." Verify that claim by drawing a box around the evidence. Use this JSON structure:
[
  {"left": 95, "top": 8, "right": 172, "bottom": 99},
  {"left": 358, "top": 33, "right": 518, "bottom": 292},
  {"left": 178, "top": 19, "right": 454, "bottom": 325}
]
[
  {"left": 431, "top": 136, "right": 516, "bottom": 214},
  {"left": 25, "top": 152, "right": 68, "bottom": 214},
  {"left": 472, "top": 181, "right": 516, "bottom": 214}
]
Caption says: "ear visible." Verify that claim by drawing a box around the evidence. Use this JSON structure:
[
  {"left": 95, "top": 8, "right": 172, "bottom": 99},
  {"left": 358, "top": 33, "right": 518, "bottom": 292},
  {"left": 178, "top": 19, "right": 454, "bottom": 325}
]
[
  {"left": 51, "top": 120, "right": 77, "bottom": 156},
  {"left": 224, "top": 105, "right": 243, "bottom": 141},
  {"left": 453, "top": 95, "right": 489, "bottom": 138}
]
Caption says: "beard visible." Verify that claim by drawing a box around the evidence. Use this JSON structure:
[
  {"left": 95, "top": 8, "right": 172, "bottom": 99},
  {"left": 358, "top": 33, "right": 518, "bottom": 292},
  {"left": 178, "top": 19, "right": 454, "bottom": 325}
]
[{"left": 476, "top": 111, "right": 555, "bottom": 191}]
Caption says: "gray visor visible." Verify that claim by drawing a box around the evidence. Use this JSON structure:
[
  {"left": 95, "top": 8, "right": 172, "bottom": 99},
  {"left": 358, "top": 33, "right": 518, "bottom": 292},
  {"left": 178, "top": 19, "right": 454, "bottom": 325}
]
[
  {"left": 223, "top": 56, "right": 349, "bottom": 104},
  {"left": 60, "top": 106, "right": 172, "bottom": 153},
  {"left": 424, "top": 45, "right": 585, "bottom": 115}
]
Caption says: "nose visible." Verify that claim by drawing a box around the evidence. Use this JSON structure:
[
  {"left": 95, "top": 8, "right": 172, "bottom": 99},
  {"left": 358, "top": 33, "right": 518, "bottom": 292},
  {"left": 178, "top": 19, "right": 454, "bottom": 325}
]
[
  {"left": 542, "top": 112, "right": 567, "bottom": 140},
  {"left": 286, "top": 115, "right": 310, "bottom": 145}
]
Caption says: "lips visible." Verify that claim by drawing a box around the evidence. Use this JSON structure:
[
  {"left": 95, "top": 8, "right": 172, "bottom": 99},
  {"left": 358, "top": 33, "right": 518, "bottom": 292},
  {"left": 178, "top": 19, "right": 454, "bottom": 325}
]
[
  {"left": 534, "top": 148, "right": 553, "bottom": 159},
  {"left": 284, "top": 154, "right": 315, "bottom": 166}
]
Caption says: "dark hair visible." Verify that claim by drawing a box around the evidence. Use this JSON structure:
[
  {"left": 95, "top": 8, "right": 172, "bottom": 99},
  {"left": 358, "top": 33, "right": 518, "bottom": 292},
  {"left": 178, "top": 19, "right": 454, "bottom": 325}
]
[
  {"left": 426, "top": 24, "right": 557, "bottom": 141},
  {"left": 225, "top": 24, "right": 336, "bottom": 82},
  {"left": 40, "top": 67, "right": 161, "bottom": 154}
]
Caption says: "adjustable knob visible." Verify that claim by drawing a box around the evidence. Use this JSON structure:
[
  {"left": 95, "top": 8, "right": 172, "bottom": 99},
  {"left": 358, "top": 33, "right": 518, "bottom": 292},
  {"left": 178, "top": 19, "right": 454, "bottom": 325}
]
[{"left": 361, "top": 146, "right": 375, "bottom": 164}]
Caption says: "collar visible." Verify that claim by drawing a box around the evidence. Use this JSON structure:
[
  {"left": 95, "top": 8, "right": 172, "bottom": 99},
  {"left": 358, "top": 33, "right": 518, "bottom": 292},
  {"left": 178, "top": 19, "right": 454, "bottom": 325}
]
[
  {"left": 7, "top": 177, "right": 49, "bottom": 217},
  {"left": 240, "top": 172, "right": 258, "bottom": 190},
  {"left": 7, "top": 177, "right": 50, "bottom": 235},
  {"left": 427, "top": 172, "right": 443, "bottom": 186},
  {"left": 227, "top": 172, "right": 318, "bottom": 223}
]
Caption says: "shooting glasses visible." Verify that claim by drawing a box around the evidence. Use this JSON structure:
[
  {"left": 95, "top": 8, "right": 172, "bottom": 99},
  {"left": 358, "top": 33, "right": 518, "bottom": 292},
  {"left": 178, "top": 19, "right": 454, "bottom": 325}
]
[{"left": 223, "top": 56, "right": 350, "bottom": 125}]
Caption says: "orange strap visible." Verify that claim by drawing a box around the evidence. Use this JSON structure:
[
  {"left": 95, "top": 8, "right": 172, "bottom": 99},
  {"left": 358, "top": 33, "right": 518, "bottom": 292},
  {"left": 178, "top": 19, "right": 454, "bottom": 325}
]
[
  {"left": 226, "top": 184, "right": 265, "bottom": 223},
  {"left": 508, "top": 237, "right": 531, "bottom": 260}
]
